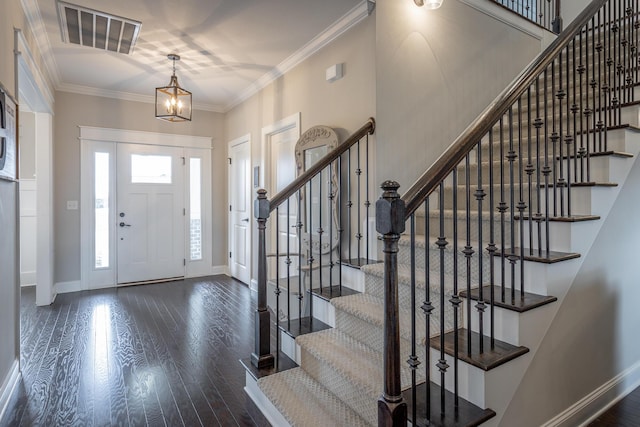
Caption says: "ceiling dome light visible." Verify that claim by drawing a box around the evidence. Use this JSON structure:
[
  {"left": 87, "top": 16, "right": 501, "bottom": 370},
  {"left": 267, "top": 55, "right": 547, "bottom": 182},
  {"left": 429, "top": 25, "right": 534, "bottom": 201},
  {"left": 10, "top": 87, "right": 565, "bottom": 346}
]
[
  {"left": 414, "top": 0, "right": 444, "bottom": 9},
  {"left": 155, "top": 54, "right": 192, "bottom": 122}
]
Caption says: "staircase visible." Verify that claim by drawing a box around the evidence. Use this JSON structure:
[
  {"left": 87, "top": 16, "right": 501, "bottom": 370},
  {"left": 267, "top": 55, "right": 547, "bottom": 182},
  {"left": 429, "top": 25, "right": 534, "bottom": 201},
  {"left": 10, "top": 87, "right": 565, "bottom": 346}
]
[{"left": 243, "top": 0, "right": 640, "bottom": 425}]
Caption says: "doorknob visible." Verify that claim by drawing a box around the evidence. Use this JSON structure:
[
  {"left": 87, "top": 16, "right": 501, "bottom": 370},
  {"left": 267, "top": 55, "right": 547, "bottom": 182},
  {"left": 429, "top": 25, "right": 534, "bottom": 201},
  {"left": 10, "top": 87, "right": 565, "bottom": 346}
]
[
  {"left": 241, "top": 218, "right": 249, "bottom": 222},
  {"left": 119, "top": 222, "right": 131, "bottom": 227}
]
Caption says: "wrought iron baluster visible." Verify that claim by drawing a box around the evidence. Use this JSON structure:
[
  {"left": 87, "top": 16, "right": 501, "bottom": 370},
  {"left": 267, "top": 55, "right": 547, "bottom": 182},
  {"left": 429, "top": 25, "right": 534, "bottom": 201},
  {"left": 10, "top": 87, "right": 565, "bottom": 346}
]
[
  {"left": 566, "top": 44, "right": 574, "bottom": 217},
  {"left": 558, "top": 51, "right": 566, "bottom": 216},
  {"left": 507, "top": 107, "right": 518, "bottom": 305},
  {"left": 579, "top": 31, "right": 587, "bottom": 183},
  {"left": 464, "top": 154, "right": 473, "bottom": 355},
  {"left": 308, "top": 181, "right": 314, "bottom": 324},
  {"left": 597, "top": 9, "right": 605, "bottom": 153},
  {"left": 585, "top": 17, "right": 593, "bottom": 183},
  {"left": 476, "top": 140, "right": 486, "bottom": 352},
  {"left": 329, "top": 163, "right": 334, "bottom": 297},
  {"left": 409, "top": 215, "right": 419, "bottom": 425},
  {"left": 552, "top": 59, "right": 559, "bottom": 218},
  {"left": 423, "top": 197, "right": 432, "bottom": 423},
  {"left": 533, "top": 79, "right": 542, "bottom": 256},
  {"left": 543, "top": 69, "right": 552, "bottom": 255},
  {"left": 437, "top": 183, "right": 449, "bottom": 416},
  {"left": 356, "top": 140, "right": 362, "bottom": 264},
  {"left": 298, "top": 189, "right": 303, "bottom": 321},
  {"left": 276, "top": 206, "right": 281, "bottom": 354},
  {"left": 338, "top": 156, "right": 343, "bottom": 294},
  {"left": 499, "top": 117, "right": 507, "bottom": 303},
  {"left": 347, "top": 148, "right": 352, "bottom": 263},
  {"left": 517, "top": 96, "right": 526, "bottom": 299},
  {"left": 487, "top": 128, "right": 497, "bottom": 349},
  {"left": 451, "top": 166, "right": 460, "bottom": 405},
  {"left": 365, "top": 134, "right": 371, "bottom": 264},
  {"left": 318, "top": 172, "right": 324, "bottom": 295},
  {"left": 286, "top": 199, "right": 292, "bottom": 330}
]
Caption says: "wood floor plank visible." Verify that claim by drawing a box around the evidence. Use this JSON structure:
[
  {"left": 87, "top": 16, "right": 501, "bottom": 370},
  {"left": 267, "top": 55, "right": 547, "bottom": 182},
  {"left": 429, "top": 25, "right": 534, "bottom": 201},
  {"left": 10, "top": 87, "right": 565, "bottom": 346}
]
[{"left": 5, "top": 276, "right": 270, "bottom": 427}]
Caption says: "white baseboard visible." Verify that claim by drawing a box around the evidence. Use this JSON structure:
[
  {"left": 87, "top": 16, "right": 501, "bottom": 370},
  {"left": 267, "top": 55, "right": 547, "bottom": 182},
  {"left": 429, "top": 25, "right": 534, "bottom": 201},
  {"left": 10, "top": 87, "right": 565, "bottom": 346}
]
[
  {"left": 211, "top": 265, "right": 229, "bottom": 275},
  {"left": 20, "top": 271, "right": 36, "bottom": 287},
  {"left": 244, "top": 372, "right": 291, "bottom": 427},
  {"left": 542, "top": 360, "right": 640, "bottom": 427},
  {"left": 55, "top": 280, "right": 83, "bottom": 294},
  {"left": 0, "top": 360, "right": 20, "bottom": 422}
]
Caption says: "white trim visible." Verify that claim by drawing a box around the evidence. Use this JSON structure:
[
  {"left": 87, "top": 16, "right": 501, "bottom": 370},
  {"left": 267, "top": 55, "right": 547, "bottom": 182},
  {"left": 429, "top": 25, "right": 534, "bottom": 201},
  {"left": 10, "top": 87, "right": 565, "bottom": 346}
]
[
  {"left": 18, "top": 0, "right": 61, "bottom": 89},
  {"left": 55, "top": 280, "right": 83, "bottom": 294},
  {"left": 19, "top": 179, "right": 36, "bottom": 191},
  {"left": 224, "top": 0, "right": 372, "bottom": 111},
  {"left": 211, "top": 265, "right": 229, "bottom": 276},
  {"left": 244, "top": 372, "right": 292, "bottom": 427},
  {"left": 15, "top": 30, "right": 54, "bottom": 113},
  {"left": 541, "top": 360, "right": 640, "bottom": 427},
  {"left": 20, "top": 271, "right": 36, "bottom": 287},
  {"left": 0, "top": 361, "right": 21, "bottom": 422},
  {"left": 56, "top": 84, "right": 224, "bottom": 113},
  {"left": 459, "top": 0, "right": 547, "bottom": 41},
  {"left": 250, "top": 278, "right": 258, "bottom": 292},
  {"left": 260, "top": 113, "right": 301, "bottom": 191},
  {"left": 79, "top": 126, "right": 212, "bottom": 149}
]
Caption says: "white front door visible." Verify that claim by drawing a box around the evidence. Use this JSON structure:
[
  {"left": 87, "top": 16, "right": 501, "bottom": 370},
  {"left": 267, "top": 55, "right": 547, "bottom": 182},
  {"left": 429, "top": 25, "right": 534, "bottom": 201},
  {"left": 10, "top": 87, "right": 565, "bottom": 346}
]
[
  {"left": 116, "top": 143, "right": 185, "bottom": 284},
  {"left": 228, "top": 136, "right": 251, "bottom": 284}
]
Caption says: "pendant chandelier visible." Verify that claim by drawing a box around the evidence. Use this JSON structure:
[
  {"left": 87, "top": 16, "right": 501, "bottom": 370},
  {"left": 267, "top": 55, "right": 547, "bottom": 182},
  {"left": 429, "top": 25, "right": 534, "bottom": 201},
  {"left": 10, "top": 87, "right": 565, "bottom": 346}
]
[{"left": 155, "top": 54, "right": 192, "bottom": 122}]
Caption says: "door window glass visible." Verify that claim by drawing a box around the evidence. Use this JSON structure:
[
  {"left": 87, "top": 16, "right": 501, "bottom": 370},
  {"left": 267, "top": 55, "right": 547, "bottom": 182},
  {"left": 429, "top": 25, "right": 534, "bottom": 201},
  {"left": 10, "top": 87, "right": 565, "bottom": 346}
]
[
  {"left": 131, "top": 154, "right": 172, "bottom": 183},
  {"left": 95, "top": 152, "right": 110, "bottom": 268},
  {"left": 190, "top": 158, "right": 202, "bottom": 260}
]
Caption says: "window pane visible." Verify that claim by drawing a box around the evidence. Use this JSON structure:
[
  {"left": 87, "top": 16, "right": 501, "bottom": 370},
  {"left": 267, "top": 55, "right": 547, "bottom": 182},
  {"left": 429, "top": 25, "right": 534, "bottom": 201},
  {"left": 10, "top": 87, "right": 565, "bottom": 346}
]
[
  {"left": 190, "top": 158, "right": 202, "bottom": 261},
  {"left": 95, "top": 152, "right": 109, "bottom": 268},
  {"left": 131, "top": 154, "right": 172, "bottom": 183}
]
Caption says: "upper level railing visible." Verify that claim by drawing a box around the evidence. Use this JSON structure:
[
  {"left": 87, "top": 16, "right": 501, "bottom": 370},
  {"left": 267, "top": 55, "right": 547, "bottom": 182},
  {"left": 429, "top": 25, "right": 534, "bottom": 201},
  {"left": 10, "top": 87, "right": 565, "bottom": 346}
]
[
  {"left": 251, "top": 118, "right": 376, "bottom": 370},
  {"left": 491, "top": 0, "right": 563, "bottom": 33},
  {"left": 378, "top": 0, "right": 637, "bottom": 424}
]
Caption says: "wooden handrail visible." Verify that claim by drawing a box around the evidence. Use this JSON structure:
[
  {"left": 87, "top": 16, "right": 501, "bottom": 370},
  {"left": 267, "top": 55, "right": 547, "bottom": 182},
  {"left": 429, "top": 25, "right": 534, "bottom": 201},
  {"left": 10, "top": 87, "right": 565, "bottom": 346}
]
[
  {"left": 268, "top": 117, "right": 376, "bottom": 211},
  {"left": 401, "top": 0, "right": 605, "bottom": 218}
]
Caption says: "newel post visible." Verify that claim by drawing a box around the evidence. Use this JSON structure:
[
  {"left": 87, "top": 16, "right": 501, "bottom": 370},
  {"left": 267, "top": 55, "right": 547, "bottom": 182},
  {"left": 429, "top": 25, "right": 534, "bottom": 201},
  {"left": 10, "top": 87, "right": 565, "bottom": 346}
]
[
  {"left": 251, "top": 189, "right": 275, "bottom": 369},
  {"left": 376, "top": 181, "right": 407, "bottom": 427}
]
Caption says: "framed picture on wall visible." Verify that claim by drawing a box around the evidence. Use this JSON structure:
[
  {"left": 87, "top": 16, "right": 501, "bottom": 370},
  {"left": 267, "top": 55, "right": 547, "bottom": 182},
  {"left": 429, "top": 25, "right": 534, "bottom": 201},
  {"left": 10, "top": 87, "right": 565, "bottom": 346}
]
[{"left": 0, "top": 84, "right": 17, "bottom": 181}]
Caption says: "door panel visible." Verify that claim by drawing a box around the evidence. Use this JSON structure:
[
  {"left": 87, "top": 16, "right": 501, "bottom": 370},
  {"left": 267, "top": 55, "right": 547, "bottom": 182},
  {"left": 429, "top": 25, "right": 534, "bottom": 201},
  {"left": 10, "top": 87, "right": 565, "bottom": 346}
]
[
  {"left": 229, "top": 138, "right": 251, "bottom": 284},
  {"left": 116, "top": 143, "right": 184, "bottom": 284}
]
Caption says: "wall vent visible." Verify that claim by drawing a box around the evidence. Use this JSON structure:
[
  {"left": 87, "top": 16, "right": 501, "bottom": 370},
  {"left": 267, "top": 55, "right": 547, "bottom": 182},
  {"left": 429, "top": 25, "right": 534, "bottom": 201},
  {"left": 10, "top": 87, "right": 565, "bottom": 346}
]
[{"left": 56, "top": 1, "right": 142, "bottom": 55}]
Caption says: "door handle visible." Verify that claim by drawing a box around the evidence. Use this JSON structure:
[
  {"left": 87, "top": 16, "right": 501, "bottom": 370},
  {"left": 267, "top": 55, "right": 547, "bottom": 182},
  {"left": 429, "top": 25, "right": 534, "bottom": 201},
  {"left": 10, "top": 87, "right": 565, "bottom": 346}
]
[
  {"left": 119, "top": 222, "right": 131, "bottom": 227},
  {"left": 241, "top": 218, "right": 249, "bottom": 222}
]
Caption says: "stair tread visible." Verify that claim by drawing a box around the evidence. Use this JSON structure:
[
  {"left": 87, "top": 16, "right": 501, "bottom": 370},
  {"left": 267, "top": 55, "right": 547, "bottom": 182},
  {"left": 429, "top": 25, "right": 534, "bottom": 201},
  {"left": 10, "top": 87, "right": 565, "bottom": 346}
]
[
  {"left": 503, "top": 247, "right": 581, "bottom": 263},
  {"left": 257, "top": 367, "right": 371, "bottom": 427},
  {"left": 430, "top": 328, "right": 529, "bottom": 371},
  {"left": 460, "top": 285, "right": 558, "bottom": 313}
]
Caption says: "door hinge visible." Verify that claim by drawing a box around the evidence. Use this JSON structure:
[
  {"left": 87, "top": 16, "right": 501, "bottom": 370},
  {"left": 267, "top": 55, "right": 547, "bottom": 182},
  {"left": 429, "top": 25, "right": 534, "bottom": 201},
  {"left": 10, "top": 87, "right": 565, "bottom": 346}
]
[
  {"left": 229, "top": 251, "right": 232, "bottom": 258},
  {"left": 228, "top": 157, "right": 232, "bottom": 165},
  {"left": 183, "top": 208, "right": 186, "bottom": 216},
  {"left": 229, "top": 205, "right": 232, "bottom": 212},
  {"left": 182, "top": 156, "right": 186, "bottom": 165},
  {"left": 183, "top": 259, "right": 186, "bottom": 266}
]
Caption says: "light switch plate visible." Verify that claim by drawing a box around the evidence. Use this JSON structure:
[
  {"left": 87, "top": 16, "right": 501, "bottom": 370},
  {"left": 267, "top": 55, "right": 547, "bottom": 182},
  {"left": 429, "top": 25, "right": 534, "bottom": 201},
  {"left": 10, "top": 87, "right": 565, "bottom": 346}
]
[{"left": 67, "top": 200, "right": 78, "bottom": 210}]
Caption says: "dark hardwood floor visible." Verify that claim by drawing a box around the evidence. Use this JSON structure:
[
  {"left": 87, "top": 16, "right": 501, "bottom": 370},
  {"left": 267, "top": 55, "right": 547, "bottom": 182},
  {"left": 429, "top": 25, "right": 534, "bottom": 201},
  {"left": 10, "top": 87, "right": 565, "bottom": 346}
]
[
  {"left": 589, "top": 386, "right": 640, "bottom": 427},
  {"left": 1, "top": 275, "right": 271, "bottom": 427}
]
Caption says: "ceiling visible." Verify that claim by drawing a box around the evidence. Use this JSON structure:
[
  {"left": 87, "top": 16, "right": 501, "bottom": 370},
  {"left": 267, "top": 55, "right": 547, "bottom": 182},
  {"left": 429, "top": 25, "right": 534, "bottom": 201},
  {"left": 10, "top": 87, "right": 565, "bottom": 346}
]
[{"left": 26, "top": 0, "right": 370, "bottom": 112}]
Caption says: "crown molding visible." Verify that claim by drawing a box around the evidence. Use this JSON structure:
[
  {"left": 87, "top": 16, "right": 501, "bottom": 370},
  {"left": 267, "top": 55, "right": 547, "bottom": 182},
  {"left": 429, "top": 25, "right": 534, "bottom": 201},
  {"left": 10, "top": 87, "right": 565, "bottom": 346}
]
[
  {"left": 224, "top": 0, "right": 373, "bottom": 112},
  {"left": 19, "top": 0, "right": 62, "bottom": 88},
  {"left": 18, "top": 0, "right": 373, "bottom": 115},
  {"left": 56, "top": 83, "right": 225, "bottom": 113}
]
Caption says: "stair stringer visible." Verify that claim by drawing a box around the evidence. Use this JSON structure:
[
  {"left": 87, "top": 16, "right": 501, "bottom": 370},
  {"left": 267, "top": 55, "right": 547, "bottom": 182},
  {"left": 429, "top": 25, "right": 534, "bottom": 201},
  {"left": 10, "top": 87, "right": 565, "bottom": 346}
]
[{"left": 480, "top": 125, "right": 640, "bottom": 426}]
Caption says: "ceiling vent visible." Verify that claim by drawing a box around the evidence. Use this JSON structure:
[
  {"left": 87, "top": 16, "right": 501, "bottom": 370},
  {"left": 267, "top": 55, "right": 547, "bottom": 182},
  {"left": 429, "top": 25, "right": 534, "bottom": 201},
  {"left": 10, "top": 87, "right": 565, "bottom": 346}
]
[{"left": 56, "top": 1, "right": 141, "bottom": 55}]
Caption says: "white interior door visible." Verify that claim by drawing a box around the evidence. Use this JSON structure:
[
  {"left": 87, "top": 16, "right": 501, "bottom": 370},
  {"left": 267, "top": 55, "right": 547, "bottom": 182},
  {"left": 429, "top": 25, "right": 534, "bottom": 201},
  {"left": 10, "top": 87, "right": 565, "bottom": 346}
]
[
  {"left": 228, "top": 136, "right": 251, "bottom": 284},
  {"left": 269, "top": 127, "right": 299, "bottom": 277},
  {"left": 116, "top": 143, "right": 185, "bottom": 284}
]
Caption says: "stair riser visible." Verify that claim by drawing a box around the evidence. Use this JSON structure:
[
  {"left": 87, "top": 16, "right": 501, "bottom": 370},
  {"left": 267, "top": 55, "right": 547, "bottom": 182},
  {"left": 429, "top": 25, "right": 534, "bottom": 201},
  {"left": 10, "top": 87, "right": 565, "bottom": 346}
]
[
  {"left": 539, "top": 184, "right": 613, "bottom": 216},
  {"left": 521, "top": 217, "right": 601, "bottom": 253},
  {"left": 397, "top": 240, "right": 493, "bottom": 286},
  {"left": 334, "top": 309, "right": 430, "bottom": 366}
]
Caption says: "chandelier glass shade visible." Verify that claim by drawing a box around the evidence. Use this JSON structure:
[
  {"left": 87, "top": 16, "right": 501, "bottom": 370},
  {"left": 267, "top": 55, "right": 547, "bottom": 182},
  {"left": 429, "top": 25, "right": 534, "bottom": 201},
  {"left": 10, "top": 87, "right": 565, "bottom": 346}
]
[{"left": 155, "top": 54, "right": 192, "bottom": 122}]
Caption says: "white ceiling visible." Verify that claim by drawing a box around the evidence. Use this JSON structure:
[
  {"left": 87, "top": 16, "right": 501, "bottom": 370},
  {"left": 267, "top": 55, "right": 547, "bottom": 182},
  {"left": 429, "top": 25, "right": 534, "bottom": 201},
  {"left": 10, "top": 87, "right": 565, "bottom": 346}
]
[{"left": 26, "top": 0, "right": 370, "bottom": 112}]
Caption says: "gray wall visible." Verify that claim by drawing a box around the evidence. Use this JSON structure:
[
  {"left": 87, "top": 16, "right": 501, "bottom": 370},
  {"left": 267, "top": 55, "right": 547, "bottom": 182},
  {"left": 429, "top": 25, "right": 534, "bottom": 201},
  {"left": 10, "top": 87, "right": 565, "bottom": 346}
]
[
  {"left": 375, "top": 0, "right": 542, "bottom": 190},
  {"left": 500, "top": 154, "right": 640, "bottom": 426},
  {"left": 53, "top": 91, "right": 226, "bottom": 283},
  {"left": 0, "top": 180, "right": 19, "bottom": 402},
  {"left": 225, "top": 16, "right": 376, "bottom": 280}
]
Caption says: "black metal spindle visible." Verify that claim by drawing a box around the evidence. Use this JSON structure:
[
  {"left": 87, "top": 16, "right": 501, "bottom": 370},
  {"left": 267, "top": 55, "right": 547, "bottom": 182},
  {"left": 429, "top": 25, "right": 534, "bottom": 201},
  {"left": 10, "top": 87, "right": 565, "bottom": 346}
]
[
  {"left": 437, "top": 183, "right": 449, "bottom": 416},
  {"left": 329, "top": 163, "right": 334, "bottom": 298},
  {"left": 499, "top": 117, "right": 507, "bottom": 303},
  {"left": 476, "top": 141, "right": 486, "bottom": 352},
  {"left": 464, "top": 154, "right": 473, "bottom": 355},
  {"left": 558, "top": 51, "right": 566, "bottom": 216},
  {"left": 338, "top": 157, "right": 343, "bottom": 294},
  {"left": 286, "top": 199, "right": 292, "bottom": 330},
  {"left": 297, "top": 189, "right": 303, "bottom": 321},
  {"left": 409, "top": 215, "right": 418, "bottom": 425},
  {"left": 275, "top": 206, "right": 281, "bottom": 355},
  {"left": 423, "top": 197, "right": 432, "bottom": 423},
  {"left": 508, "top": 107, "right": 517, "bottom": 305},
  {"left": 365, "top": 134, "right": 371, "bottom": 265},
  {"left": 566, "top": 44, "right": 574, "bottom": 217},
  {"left": 451, "top": 166, "right": 460, "bottom": 405},
  {"left": 318, "top": 172, "right": 324, "bottom": 295},
  {"left": 308, "top": 181, "right": 314, "bottom": 324},
  {"left": 552, "top": 59, "right": 559, "bottom": 218},
  {"left": 543, "top": 69, "right": 552, "bottom": 255},
  {"left": 488, "top": 128, "right": 497, "bottom": 349},
  {"left": 356, "top": 140, "right": 362, "bottom": 264},
  {"left": 347, "top": 148, "right": 352, "bottom": 263}
]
